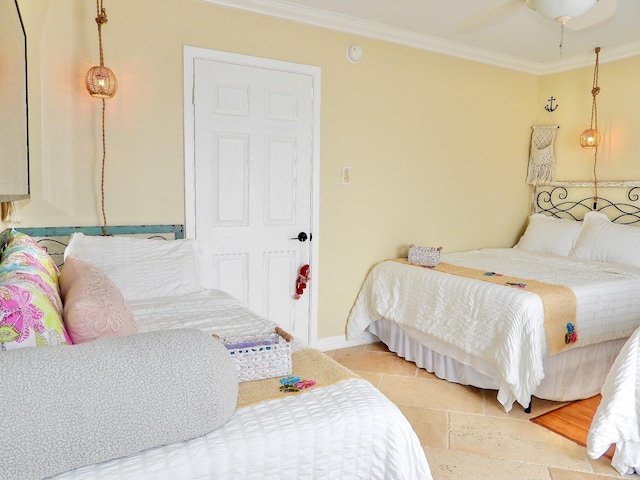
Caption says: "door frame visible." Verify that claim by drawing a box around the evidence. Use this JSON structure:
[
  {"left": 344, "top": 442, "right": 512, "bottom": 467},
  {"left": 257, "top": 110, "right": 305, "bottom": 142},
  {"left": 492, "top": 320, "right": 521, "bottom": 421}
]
[{"left": 183, "top": 46, "right": 321, "bottom": 346}]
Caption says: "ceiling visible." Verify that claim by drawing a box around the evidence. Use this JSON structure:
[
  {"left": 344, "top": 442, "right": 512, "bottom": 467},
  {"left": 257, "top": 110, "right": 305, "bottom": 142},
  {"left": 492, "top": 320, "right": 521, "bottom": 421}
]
[{"left": 202, "top": 0, "right": 640, "bottom": 74}]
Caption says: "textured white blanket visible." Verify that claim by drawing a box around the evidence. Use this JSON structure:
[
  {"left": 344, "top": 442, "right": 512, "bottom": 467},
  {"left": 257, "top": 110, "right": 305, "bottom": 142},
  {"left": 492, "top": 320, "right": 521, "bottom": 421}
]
[
  {"left": 347, "top": 248, "right": 640, "bottom": 411},
  {"left": 588, "top": 326, "right": 640, "bottom": 475}
]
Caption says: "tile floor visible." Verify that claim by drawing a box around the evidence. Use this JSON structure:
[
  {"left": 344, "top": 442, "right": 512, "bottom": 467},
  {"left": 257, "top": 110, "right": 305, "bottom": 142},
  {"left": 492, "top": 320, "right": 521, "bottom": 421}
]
[{"left": 326, "top": 342, "right": 634, "bottom": 480}]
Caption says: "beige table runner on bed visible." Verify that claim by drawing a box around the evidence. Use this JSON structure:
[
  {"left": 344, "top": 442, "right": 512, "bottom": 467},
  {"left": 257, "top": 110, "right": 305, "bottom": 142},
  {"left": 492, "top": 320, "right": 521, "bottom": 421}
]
[
  {"left": 394, "top": 258, "right": 578, "bottom": 354},
  {"left": 237, "top": 347, "right": 360, "bottom": 408}
]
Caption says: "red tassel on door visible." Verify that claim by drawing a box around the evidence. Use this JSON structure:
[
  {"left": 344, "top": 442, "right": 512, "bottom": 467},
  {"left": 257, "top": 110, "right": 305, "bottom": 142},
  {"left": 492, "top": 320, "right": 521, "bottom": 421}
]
[{"left": 294, "top": 264, "right": 310, "bottom": 299}]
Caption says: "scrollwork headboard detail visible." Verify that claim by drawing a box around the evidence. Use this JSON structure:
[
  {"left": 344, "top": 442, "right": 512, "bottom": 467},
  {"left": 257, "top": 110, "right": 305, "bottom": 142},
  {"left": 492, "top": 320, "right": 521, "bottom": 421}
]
[{"left": 533, "top": 181, "right": 640, "bottom": 224}]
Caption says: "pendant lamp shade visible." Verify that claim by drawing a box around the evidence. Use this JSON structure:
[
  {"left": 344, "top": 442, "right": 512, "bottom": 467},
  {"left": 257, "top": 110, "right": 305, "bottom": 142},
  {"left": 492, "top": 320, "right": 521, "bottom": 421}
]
[
  {"left": 85, "top": 65, "right": 118, "bottom": 99},
  {"left": 579, "top": 127, "right": 601, "bottom": 148}
]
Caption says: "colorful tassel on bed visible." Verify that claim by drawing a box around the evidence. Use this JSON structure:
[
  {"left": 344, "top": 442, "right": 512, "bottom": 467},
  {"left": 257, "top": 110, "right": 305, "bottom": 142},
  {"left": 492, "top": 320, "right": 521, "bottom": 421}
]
[{"left": 565, "top": 323, "right": 578, "bottom": 345}]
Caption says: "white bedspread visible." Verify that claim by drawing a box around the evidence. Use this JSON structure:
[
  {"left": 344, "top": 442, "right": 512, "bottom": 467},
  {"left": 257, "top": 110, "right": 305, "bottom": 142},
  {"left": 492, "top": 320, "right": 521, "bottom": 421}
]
[
  {"left": 347, "top": 248, "right": 640, "bottom": 411},
  {"left": 588, "top": 326, "right": 640, "bottom": 475},
  {"left": 51, "top": 290, "right": 431, "bottom": 480},
  {"left": 51, "top": 378, "right": 429, "bottom": 480},
  {"left": 129, "top": 289, "right": 282, "bottom": 341}
]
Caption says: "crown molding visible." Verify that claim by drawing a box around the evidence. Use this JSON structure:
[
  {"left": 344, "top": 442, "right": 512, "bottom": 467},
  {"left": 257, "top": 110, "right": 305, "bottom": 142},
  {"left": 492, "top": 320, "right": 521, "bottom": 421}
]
[
  {"left": 538, "top": 40, "right": 640, "bottom": 74},
  {"left": 199, "top": 0, "right": 640, "bottom": 75}
]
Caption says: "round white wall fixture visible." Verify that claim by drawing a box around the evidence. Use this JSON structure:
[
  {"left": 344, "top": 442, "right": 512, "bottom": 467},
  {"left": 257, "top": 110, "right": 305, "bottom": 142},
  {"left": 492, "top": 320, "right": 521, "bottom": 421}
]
[{"left": 346, "top": 44, "right": 363, "bottom": 63}]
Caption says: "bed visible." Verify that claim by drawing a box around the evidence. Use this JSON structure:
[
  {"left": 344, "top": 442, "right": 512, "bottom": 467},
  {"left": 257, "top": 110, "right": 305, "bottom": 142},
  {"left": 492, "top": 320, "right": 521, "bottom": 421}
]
[
  {"left": 347, "top": 184, "right": 640, "bottom": 413},
  {"left": 0, "top": 226, "right": 431, "bottom": 480}
]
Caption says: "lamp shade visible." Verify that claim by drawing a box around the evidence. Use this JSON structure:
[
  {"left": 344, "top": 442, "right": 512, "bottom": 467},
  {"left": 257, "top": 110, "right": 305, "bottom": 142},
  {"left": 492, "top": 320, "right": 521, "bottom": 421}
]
[
  {"left": 579, "top": 128, "right": 601, "bottom": 148},
  {"left": 531, "top": 0, "right": 597, "bottom": 21},
  {"left": 85, "top": 66, "right": 118, "bottom": 98}
]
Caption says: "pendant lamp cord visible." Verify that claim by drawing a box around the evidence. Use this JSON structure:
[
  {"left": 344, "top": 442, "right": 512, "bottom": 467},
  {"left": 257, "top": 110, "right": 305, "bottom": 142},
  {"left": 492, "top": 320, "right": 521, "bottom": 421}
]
[
  {"left": 96, "top": 0, "right": 107, "bottom": 67},
  {"left": 100, "top": 97, "right": 108, "bottom": 236},
  {"left": 590, "top": 48, "right": 600, "bottom": 134},
  {"left": 591, "top": 47, "right": 601, "bottom": 210},
  {"left": 96, "top": 0, "right": 109, "bottom": 235}
]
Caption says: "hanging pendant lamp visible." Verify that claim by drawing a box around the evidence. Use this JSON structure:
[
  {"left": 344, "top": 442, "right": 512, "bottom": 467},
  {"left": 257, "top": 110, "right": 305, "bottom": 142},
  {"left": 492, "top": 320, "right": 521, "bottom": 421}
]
[
  {"left": 579, "top": 47, "right": 601, "bottom": 149},
  {"left": 86, "top": 0, "right": 117, "bottom": 236},
  {"left": 579, "top": 47, "right": 602, "bottom": 210},
  {"left": 85, "top": 1, "right": 117, "bottom": 99}
]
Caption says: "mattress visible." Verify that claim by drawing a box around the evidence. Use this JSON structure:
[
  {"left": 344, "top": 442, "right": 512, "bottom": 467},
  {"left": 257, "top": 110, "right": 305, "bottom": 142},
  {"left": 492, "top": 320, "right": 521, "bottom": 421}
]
[
  {"left": 347, "top": 248, "right": 640, "bottom": 411},
  {"left": 51, "top": 290, "right": 431, "bottom": 480}
]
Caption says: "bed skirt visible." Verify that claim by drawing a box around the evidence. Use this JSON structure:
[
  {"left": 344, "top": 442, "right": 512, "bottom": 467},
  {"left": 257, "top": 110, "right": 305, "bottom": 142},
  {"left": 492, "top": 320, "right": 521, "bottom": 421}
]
[{"left": 369, "top": 319, "right": 627, "bottom": 405}]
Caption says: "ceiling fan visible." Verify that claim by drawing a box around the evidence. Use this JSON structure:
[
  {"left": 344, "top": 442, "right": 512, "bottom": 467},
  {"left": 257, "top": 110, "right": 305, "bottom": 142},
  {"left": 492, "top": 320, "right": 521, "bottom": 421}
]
[{"left": 457, "top": 0, "right": 617, "bottom": 32}]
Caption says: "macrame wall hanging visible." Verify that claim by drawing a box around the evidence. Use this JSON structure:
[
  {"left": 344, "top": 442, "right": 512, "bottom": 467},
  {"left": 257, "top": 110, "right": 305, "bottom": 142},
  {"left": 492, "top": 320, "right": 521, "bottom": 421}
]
[{"left": 526, "top": 125, "right": 559, "bottom": 185}]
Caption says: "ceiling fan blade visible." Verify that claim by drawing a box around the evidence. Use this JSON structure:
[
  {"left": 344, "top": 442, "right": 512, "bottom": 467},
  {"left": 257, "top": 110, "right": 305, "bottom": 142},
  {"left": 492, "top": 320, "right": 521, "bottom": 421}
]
[
  {"left": 566, "top": 0, "right": 616, "bottom": 31},
  {"left": 456, "top": 0, "right": 526, "bottom": 32}
]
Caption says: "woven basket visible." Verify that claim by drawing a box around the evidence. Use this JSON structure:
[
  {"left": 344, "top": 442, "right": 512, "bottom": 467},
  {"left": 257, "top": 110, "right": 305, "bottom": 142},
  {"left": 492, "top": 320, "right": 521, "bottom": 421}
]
[
  {"left": 408, "top": 244, "right": 442, "bottom": 267},
  {"left": 216, "top": 330, "right": 292, "bottom": 383}
]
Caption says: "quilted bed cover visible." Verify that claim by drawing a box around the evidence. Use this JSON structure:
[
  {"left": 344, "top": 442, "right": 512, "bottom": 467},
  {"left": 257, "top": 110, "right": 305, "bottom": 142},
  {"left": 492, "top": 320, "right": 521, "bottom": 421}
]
[
  {"left": 347, "top": 248, "right": 640, "bottom": 412},
  {"left": 588, "top": 325, "right": 640, "bottom": 475},
  {"left": 50, "top": 290, "right": 431, "bottom": 480}
]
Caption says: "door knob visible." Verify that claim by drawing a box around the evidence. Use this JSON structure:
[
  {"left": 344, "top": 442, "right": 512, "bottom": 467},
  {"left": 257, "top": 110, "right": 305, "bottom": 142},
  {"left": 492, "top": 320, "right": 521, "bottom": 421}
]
[{"left": 290, "top": 232, "right": 308, "bottom": 242}]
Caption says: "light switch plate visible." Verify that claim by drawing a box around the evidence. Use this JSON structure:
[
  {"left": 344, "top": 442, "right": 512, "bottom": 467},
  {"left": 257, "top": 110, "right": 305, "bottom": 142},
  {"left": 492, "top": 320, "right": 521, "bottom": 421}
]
[{"left": 341, "top": 166, "right": 352, "bottom": 185}]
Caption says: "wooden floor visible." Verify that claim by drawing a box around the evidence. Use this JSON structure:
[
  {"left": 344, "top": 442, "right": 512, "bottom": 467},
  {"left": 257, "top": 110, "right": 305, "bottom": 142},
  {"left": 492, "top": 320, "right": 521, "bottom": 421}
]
[
  {"left": 531, "top": 395, "right": 615, "bottom": 459},
  {"left": 326, "top": 342, "right": 632, "bottom": 480}
]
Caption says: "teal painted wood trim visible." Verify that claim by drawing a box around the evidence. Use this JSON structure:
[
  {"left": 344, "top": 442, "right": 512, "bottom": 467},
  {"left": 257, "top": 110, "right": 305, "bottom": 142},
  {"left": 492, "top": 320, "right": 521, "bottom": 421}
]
[{"left": 14, "top": 225, "right": 185, "bottom": 239}]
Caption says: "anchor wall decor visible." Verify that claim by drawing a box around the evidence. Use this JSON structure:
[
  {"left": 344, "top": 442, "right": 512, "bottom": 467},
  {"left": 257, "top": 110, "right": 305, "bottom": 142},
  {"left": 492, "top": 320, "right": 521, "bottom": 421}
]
[{"left": 545, "top": 96, "right": 558, "bottom": 112}]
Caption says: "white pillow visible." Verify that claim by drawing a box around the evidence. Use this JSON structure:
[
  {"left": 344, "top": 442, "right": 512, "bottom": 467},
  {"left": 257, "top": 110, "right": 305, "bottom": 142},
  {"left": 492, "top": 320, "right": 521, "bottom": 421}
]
[
  {"left": 64, "top": 233, "right": 203, "bottom": 301},
  {"left": 570, "top": 211, "right": 640, "bottom": 267},
  {"left": 514, "top": 213, "right": 582, "bottom": 256}
]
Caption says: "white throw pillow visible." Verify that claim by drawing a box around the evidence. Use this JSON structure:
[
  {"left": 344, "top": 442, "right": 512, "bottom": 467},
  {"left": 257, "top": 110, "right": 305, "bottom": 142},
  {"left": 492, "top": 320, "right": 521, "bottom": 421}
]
[
  {"left": 64, "top": 233, "right": 203, "bottom": 301},
  {"left": 514, "top": 213, "right": 583, "bottom": 256},
  {"left": 570, "top": 211, "right": 640, "bottom": 267}
]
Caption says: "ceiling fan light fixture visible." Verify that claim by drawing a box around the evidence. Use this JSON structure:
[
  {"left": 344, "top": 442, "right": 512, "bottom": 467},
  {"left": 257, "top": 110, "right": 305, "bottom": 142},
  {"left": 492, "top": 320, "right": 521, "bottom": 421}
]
[{"left": 531, "top": 0, "right": 598, "bottom": 22}]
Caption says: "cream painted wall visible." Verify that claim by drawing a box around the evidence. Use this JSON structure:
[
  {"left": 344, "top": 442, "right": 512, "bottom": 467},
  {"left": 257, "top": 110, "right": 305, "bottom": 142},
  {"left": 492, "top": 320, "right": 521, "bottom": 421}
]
[
  {"left": 8, "top": 0, "right": 541, "bottom": 340},
  {"left": 537, "top": 55, "right": 640, "bottom": 182}
]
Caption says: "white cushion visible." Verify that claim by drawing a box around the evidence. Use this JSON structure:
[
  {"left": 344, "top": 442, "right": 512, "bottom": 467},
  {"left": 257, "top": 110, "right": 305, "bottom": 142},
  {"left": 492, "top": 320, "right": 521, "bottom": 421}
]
[
  {"left": 514, "top": 213, "right": 582, "bottom": 256},
  {"left": 570, "top": 211, "right": 640, "bottom": 267},
  {"left": 64, "top": 233, "right": 203, "bottom": 301}
]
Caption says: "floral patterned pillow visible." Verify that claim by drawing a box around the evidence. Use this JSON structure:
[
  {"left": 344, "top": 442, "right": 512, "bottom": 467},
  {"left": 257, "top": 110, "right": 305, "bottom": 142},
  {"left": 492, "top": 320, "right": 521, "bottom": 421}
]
[
  {"left": 0, "top": 281, "right": 71, "bottom": 350},
  {"left": 0, "top": 230, "right": 71, "bottom": 350},
  {"left": 1, "top": 230, "right": 60, "bottom": 295}
]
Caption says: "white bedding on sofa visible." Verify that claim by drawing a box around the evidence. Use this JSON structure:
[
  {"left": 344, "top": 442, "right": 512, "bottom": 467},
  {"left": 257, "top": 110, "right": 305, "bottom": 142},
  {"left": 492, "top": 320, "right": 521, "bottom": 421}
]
[
  {"left": 128, "top": 289, "right": 282, "bottom": 342},
  {"left": 588, "top": 325, "right": 640, "bottom": 475},
  {"left": 50, "top": 289, "right": 431, "bottom": 480},
  {"left": 51, "top": 378, "right": 429, "bottom": 480},
  {"left": 347, "top": 248, "right": 640, "bottom": 411}
]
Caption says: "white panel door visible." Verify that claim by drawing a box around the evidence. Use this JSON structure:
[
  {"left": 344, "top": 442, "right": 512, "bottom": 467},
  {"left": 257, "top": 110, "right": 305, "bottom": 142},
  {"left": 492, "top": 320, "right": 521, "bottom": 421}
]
[{"left": 186, "top": 51, "right": 319, "bottom": 344}]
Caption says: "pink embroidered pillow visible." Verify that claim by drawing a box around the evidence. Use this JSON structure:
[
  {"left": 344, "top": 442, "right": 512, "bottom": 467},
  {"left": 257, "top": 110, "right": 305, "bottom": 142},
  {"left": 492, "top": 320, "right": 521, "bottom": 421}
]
[{"left": 59, "top": 257, "right": 137, "bottom": 344}]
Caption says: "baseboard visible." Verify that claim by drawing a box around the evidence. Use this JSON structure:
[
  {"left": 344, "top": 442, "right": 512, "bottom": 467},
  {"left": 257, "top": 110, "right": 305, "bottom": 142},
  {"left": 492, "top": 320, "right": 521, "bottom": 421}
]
[{"left": 311, "top": 331, "right": 379, "bottom": 352}]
